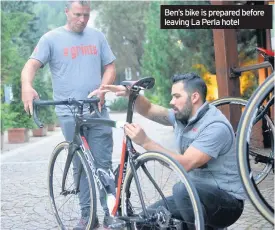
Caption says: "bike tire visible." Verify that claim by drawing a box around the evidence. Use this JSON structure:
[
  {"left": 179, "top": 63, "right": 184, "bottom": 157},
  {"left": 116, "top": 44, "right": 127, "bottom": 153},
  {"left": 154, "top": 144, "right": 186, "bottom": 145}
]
[
  {"left": 210, "top": 97, "right": 248, "bottom": 107},
  {"left": 121, "top": 151, "right": 204, "bottom": 230},
  {"left": 237, "top": 72, "right": 274, "bottom": 224},
  {"left": 210, "top": 97, "right": 274, "bottom": 184},
  {"left": 48, "top": 141, "right": 97, "bottom": 230}
]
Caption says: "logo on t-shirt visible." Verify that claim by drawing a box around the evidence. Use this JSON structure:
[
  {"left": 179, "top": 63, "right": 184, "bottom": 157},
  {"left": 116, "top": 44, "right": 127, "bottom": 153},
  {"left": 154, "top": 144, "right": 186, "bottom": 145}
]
[
  {"left": 192, "top": 127, "right": 198, "bottom": 132},
  {"left": 33, "top": 46, "right": 38, "bottom": 54},
  {"left": 63, "top": 45, "right": 98, "bottom": 59}
]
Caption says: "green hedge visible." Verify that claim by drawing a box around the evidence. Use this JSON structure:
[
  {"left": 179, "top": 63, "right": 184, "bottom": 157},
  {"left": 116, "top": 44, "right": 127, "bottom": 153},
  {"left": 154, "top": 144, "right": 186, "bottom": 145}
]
[{"left": 109, "top": 97, "right": 128, "bottom": 112}]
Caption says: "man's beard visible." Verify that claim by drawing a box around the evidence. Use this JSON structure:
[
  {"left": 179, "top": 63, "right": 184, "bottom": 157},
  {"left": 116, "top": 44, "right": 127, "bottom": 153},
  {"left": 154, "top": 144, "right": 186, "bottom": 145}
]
[{"left": 174, "top": 99, "right": 192, "bottom": 124}]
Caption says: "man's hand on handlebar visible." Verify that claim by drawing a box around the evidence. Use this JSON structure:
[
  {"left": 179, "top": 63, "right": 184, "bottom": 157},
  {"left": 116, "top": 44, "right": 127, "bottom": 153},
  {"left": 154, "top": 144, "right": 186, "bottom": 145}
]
[
  {"left": 87, "top": 88, "right": 106, "bottom": 113},
  {"left": 21, "top": 84, "right": 39, "bottom": 116}
]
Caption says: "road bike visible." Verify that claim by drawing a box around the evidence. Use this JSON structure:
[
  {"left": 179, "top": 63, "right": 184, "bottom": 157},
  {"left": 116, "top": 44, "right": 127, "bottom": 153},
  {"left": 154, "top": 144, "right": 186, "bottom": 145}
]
[
  {"left": 210, "top": 47, "right": 274, "bottom": 224},
  {"left": 33, "top": 77, "right": 205, "bottom": 230}
]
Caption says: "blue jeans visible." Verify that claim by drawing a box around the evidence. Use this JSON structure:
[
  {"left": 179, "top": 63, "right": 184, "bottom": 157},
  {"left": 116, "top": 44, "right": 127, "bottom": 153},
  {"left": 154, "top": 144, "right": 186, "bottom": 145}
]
[
  {"left": 150, "top": 182, "right": 244, "bottom": 230},
  {"left": 58, "top": 106, "right": 113, "bottom": 216}
]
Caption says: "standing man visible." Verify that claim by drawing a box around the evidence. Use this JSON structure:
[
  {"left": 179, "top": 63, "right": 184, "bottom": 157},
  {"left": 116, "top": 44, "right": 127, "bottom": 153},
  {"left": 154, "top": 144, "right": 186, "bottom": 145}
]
[
  {"left": 21, "top": 1, "right": 124, "bottom": 229},
  {"left": 102, "top": 73, "right": 245, "bottom": 229}
]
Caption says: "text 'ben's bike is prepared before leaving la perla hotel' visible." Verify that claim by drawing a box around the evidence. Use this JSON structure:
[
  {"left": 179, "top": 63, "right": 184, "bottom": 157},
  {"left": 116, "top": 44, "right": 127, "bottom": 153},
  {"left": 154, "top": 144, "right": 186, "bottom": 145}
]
[{"left": 160, "top": 5, "right": 272, "bottom": 29}]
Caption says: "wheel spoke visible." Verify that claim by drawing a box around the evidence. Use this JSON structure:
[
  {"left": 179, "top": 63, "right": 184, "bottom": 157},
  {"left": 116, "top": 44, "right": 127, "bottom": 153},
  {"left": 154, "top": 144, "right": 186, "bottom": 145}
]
[
  {"left": 121, "top": 152, "right": 204, "bottom": 229},
  {"left": 48, "top": 143, "right": 96, "bottom": 229}
]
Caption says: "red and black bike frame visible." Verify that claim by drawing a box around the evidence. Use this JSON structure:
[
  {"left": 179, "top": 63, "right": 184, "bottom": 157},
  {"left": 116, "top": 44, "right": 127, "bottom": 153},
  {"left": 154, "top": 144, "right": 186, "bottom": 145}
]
[{"left": 110, "top": 88, "right": 150, "bottom": 217}]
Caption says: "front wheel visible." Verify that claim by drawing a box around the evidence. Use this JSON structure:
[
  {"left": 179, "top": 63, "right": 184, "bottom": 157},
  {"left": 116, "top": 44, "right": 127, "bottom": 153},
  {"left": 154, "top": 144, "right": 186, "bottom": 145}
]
[
  {"left": 121, "top": 151, "right": 204, "bottom": 230},
  {"left": 48, "top": 141, "right": 97, "bottom": 229}
]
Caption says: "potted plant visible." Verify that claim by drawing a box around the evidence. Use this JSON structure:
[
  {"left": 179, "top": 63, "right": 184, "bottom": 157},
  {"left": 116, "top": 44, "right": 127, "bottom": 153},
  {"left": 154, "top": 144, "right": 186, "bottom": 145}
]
[
  {"left": 32, "top": 106, "right": 48, "bottom": 137},
  {"left": 5, "top": 103, "right": 34, "bottom": 143},
  {"left": 1, "top": 120, "right": 4, "bottom": 150},
  {"left": 43, "top": 107, "right": 57, "bottom": 131},
  {"left": 1, "top": 90, "right": 7, "bottom": 149},
  {"left": 1, "top": 104, "right": 8, "bottom": 149},
  {"left": 32, "top": 125, "right": 47, "bottom": 137},
  {"left": 55, "top": 120, "right": 60, "bottom": 127}
]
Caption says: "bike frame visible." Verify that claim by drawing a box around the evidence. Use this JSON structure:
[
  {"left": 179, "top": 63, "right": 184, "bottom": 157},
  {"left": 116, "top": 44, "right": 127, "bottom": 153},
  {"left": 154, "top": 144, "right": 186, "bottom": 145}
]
[
  {"left": 33, "top": 98, "right": 117, "bottom": 196},
  {"left": 61, "top": 114, "right": 117, "bottom": 196},
  {"left": 111, "top": 87, "right": 151, "bottom": 217},
  {"left": 58, "top": 86, "right": 166, "bottom": 220}
]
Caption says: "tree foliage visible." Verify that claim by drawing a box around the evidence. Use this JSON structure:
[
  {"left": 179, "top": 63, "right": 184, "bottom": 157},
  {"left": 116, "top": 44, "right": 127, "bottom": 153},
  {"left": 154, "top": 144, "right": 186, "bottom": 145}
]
[
  {"left": 1, "top": 3, "right": 35, "bottom": 129},
  {"left": 141, "top": 1, "right": 177, "bottom": 106},
  {"left": 1, "top": 1, "right": 65, "bottom": 129},
  {"left": 1, "top": 11, "right": 31, "bottom": 84},
  {"left": 82, "top": 1, "right": 216, "bottom": 106},
  {"left": 93, "top": 1, "right": 149, "bottom": 83},
  {"left": 141, "top": 1, "right": 215, "bottom": 107}
]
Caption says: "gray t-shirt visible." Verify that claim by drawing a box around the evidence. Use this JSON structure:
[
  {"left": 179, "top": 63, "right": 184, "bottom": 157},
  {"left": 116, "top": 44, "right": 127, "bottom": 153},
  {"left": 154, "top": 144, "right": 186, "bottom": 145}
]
[
  {"left": 30, "top": 27, "right": 116, "bottom": 116},
  {"left": 168, "top": 103, "right": 246, "bottom": 200}
]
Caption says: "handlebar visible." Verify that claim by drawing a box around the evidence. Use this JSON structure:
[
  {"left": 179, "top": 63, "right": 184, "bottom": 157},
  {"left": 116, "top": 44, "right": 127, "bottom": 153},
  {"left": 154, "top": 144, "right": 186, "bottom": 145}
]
[{"left": 33, "top": 97, "right": 101, "bottom": 128}]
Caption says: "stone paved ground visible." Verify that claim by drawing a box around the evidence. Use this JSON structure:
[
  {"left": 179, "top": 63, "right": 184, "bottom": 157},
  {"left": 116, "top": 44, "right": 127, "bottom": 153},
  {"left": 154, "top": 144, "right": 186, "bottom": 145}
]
[{"left": 1, "top": 113, "right": 274, "bottom": 229}]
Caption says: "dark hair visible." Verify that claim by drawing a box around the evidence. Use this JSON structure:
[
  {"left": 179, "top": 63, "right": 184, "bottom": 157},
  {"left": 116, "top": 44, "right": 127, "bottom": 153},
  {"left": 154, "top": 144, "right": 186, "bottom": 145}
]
[{"left": 172, "top": 73, "right": 207, "bottom": 102}]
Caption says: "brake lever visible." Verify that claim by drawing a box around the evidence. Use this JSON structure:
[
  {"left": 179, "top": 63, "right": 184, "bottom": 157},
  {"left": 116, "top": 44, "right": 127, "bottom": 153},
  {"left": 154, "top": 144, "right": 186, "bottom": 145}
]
[
  {"left": 91, "top": 103, "right": 102, "bottom": 117},
  {"left": 33, "top": 99, "right": 44, "bottom": 128}
]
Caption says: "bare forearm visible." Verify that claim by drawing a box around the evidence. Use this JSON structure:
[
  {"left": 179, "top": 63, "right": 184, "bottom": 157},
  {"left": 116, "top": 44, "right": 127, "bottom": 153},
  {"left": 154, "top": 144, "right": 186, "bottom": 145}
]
[
  {"left": 134, "top": 95, "right": 152, "bottom": 117},
  {"left": 21, "top": 65, "right": 36, "bottom": 86},
  {"left": 142, "top": 138, "right": 193, "bottom": 171},
  {"left": 21, "top": 59, "right": 41, "bottom": 113},
  {"left": 134, "top": 96, "right": 171, "bottom": 125},
  {"left": 21, "top": 59, "right": 42, "bottom": 87},
  {"left": 101, "top": 63, "right": 116, "bottom": 85}
]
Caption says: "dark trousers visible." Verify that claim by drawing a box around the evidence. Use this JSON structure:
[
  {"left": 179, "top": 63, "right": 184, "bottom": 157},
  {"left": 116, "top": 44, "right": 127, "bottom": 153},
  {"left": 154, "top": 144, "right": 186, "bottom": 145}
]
[{"left": 150, "top": 182, "right": 244, "bottom": 230}]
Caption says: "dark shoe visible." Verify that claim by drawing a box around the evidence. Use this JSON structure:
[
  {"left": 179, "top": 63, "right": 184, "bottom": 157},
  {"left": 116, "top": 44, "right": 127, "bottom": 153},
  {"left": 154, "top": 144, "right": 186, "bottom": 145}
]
[
  {"left": 103, "top": 215, "right": 126, "bottom": 229},
  {"left": 73, "top": 215, "right": 100, "bottom": 230},
  {"left": 93, "top": 216, "right": 100, "bottom": 229}
]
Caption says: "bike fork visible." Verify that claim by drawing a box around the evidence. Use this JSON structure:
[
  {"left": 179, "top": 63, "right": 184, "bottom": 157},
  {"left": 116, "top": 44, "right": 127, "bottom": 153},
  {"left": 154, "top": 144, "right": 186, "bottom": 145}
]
[{"left": 61, "top": 143, "right": 81, "bottom": 194}]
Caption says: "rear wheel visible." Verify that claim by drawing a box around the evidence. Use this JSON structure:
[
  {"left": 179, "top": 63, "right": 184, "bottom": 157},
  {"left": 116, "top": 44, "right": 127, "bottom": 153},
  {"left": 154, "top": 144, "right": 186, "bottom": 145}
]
[
  {"left": 48, "top": 141, "right": 97, "bottom": 229},
  {"left": 121, "top": 151, "right": 204, "bottom": 230}
]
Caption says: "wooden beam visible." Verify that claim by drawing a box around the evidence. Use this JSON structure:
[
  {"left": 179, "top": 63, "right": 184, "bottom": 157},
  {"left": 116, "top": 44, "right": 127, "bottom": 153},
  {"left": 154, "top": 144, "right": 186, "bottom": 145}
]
[{"left": 211, "top": 1, "right": 241, "bottom": 131}]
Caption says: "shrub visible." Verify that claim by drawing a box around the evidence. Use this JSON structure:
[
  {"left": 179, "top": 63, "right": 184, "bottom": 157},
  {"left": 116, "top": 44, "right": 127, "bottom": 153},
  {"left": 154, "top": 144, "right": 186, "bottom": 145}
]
[
  {"left": 1, "top": 103, "right": 34, "bottom": 130},
  {"left": 109, "top": 97, "right": 128, "bottom": 112},
  {"left": 39, "top": 106, "right": 57, "bottom": 125}
]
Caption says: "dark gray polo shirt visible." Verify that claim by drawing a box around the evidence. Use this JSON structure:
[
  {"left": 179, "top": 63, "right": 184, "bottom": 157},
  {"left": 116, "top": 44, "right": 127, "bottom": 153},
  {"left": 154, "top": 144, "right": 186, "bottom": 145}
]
[{"left": 168, "top": 102, "right": 246, "bottom": 200}]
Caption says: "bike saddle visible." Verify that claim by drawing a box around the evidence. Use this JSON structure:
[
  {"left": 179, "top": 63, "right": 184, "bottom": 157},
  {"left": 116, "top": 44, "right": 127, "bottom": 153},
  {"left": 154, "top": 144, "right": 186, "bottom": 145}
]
[
  {"left": 121, "top": 77, "right": 155, "bottom": 90},
  {"left": 256, "top": 47, "right": 274, "bottom": 58}
]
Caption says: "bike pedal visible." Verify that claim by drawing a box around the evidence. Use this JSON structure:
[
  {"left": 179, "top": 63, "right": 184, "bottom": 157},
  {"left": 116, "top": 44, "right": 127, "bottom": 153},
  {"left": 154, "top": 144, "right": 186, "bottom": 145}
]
[{"left": 106, "top": 219, "right": 126, "bottom": 229}]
